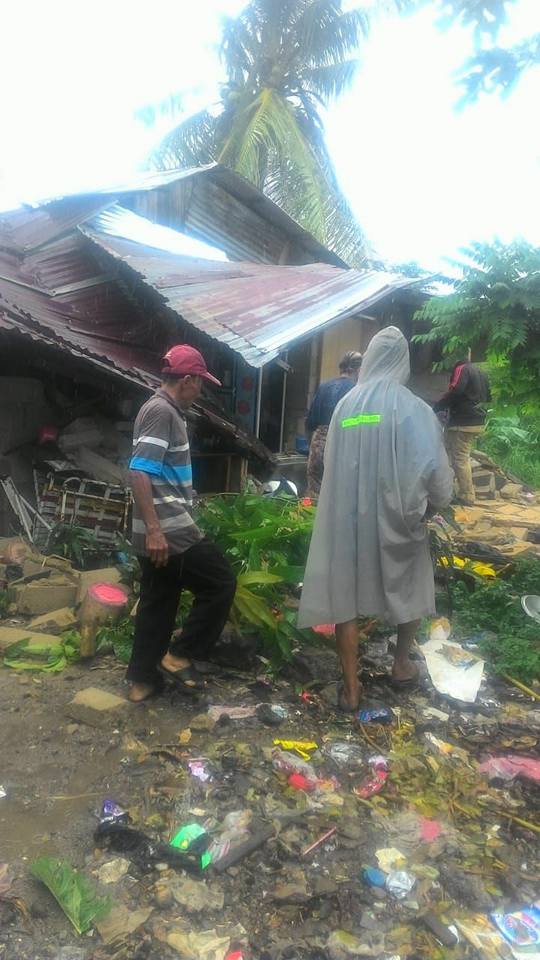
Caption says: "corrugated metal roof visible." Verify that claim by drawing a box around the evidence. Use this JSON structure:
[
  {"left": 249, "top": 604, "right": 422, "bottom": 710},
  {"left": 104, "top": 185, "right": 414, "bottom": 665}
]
[
  {"left": 82, "top": 206, "right": 420, "bottom": 368},
  {"left": 12, "top": 164, "right": 347, "bottom": 268}
]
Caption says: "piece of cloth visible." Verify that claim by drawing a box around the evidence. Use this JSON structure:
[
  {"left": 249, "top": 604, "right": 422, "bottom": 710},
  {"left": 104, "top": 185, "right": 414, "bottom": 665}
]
[
  {"left": 127, "top": 539, "right": 236, "bottom": 684},
  {"left": 129, "top": 388, "right": 202, "bottom": 556},
  {"left": 305, "top": 376, "right": 356, "bottom": 432},
  {"left": 306, "top": 425, "right": 328, "bottom": 497},
  {"left": 446, "top": 425, "right": 484, "bottom": 503},
  {"left": 298, "top": 326, "right": 454, "bottom": 628},
  {"left": 433, "top": 362, "right": 491, "bottom": 426}
]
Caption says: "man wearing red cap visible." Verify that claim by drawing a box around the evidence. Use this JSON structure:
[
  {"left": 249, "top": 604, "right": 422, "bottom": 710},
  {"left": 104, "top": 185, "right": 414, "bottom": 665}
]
[{"left": 126, "top": 344, "right": 237, "bottom": 702}]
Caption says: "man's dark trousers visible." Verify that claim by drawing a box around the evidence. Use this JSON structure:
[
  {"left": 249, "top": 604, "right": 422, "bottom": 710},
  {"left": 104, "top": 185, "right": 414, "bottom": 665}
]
[{"left": 127, "top": 539, "right": 236, "bottom": 685}]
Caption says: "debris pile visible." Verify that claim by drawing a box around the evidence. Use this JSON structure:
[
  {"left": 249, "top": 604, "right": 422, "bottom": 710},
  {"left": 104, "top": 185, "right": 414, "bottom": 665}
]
[
  {"left": 0, "top": 536, "right": 127, "bottom": 669},
  {"left": 1, "top": 614, "right": 538, "bottom": 959}
]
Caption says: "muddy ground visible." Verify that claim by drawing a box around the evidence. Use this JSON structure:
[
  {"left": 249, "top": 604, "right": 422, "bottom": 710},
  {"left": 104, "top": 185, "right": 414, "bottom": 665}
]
[{"left": 0, "top": 642, "right": 539, "bottom": 960}]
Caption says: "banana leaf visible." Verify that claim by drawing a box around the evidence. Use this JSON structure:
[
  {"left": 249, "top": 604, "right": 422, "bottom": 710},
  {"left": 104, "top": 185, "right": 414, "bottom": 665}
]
[
  {"left": 31, "top": 857, "right": 111, "bottom": 934},
  {"left": 4, "top": 637, "right": 68, "bottom": 673},
  {"left": 234, "top": 585, "right": 277, "bottom": 630}
]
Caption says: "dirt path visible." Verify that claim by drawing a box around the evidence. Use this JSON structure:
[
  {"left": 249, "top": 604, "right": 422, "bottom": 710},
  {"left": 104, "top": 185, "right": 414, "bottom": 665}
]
[{"left": 0, "top": 648, "right": 538, "bottom": 959}]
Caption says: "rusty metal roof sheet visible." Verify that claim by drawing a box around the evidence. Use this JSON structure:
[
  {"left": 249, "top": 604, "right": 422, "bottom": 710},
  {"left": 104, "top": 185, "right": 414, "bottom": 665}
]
[
  {"left": 13, "top": 164, "right": 347, "bottom": 268},
  {"left": 82, "top": 205, "right": 419, "bottom": 368}
]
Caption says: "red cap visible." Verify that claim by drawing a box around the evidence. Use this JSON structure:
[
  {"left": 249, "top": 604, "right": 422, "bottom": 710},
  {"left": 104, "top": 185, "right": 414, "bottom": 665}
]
[{"left": 161, "top": 344, "right": 221, "bottom": 387}]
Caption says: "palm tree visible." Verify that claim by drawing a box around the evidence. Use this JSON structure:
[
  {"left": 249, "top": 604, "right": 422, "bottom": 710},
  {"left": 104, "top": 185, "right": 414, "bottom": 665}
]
[{"left": 151, "top": 0, "right": 372, "bottom": 266}]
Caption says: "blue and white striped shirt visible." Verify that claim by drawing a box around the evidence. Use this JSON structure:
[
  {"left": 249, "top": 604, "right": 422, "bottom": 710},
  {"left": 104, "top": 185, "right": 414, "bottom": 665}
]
[{"left": 129, "top": 389, "right": 202, "bottom": 556}]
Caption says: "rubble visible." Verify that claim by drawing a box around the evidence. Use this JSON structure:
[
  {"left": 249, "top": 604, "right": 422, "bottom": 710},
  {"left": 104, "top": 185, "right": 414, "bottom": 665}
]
[
  {"left": 65, "top": 687, "right": 129, "bottom": 728},
  {"left": 28, "top": 607, "right": 78, "bottom": 635},
  {"left": 9, "top": 574, "right": 79, "bottom": 616}
]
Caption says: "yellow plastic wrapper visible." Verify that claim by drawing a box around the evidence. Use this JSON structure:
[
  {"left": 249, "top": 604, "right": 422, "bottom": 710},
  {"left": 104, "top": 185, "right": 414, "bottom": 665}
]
[{"left": 273, "top": 739, "right": 318, "bottom": 760}]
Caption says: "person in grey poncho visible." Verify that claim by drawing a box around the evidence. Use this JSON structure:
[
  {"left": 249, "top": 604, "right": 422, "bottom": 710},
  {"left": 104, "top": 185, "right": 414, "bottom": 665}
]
[{"left": 298, "top": 326, "right": 454, "bottom": 711}]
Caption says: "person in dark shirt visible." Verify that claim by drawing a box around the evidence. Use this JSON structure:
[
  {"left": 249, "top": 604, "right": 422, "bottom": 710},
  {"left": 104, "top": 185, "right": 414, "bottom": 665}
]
[
  {"left": 305, "top": 350, "right": 363, "bottom": 496},
  {"left": 433, "top": 353, "right": 491, "bottom": 505}
]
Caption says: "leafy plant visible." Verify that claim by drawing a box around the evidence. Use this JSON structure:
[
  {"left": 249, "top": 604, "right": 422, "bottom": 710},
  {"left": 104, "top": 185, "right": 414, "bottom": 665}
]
[
  {"left": 96, "top": 617, "right": 134, "bottom": 664},
  {"left": 46, "top": 523, "right": 106, "bottom": 570},
  {"left": 449, "top": 558, "right": 540, "bottom": 681},
  {"left": 31, "top": 858, "right": 111, "bottom": 935},
  {"left": 196, "top": 494, "right": 315, "bottom": 666},
  {"left": 414, "top": 240, "right": 540, "bottom": 370},
  {"left": 4, "top": 632, "right": 81, "bottom": 673}
]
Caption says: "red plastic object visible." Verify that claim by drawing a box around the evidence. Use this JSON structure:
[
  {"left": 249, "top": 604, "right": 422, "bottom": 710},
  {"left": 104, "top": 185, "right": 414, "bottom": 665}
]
[
  {"left": 88, "top": 583, "right": 128, "bottom": 607},
  {"left": 420, "top": 818, "right": 442, "bottom": 842},
  {"left": 226, "top": 953, "right": 244, "bottom": 960},
  {"left": 301, "top": 497, "right": 313, "bottom": 507},
  {"left": 39, "top": 425, "right": 59, "bottom": 444},
  {"left": 288, "top": 773, "right": 318, "bottom": 793},
  {"left": 312, "top": 623, "right": 335, "bottom": 636},
  {"left": 354, "top": 769, "right": 387, "bottom": 799}
]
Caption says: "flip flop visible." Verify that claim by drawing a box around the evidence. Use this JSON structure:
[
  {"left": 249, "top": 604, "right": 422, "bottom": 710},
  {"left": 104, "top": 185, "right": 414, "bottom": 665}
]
[
  {"left": 389, "top": 675, "right": 420, "bottom": 691},
  {"left": 337, "top": 682, "right": 361, "bottom": 714},
  {"left": 158, "top": 663, "right": 205, "bottom": 693}
]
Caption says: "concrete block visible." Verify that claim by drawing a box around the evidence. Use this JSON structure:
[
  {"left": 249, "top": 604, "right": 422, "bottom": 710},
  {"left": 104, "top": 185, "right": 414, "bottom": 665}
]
[
  {"left": 76, "top": 567, "right": 121, "bottom": 604},
  {"left": 0, "top": 626, "right": 62, "bottom": 653},
  {"left": 500, "top": 483, "right": 524, "bottom": 500},
  {"left": 14, "top": 576, "right": 78, "bottom": 616},
  {"left": 28, "top": 607, "right": 78, "bottom": 635},
  {"left": 65, "top": 687, "right": 129, "bottom": 728}
]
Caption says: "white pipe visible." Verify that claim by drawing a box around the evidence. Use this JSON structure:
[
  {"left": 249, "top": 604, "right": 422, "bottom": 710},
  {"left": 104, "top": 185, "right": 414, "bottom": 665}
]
[{"left": 255, "top": 367, "right": 263, "bottom": 437}]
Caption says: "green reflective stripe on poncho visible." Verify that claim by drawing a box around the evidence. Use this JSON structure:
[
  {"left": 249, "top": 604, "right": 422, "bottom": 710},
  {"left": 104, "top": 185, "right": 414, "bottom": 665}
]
[{"left": 341, "top": 414, "right": 382, "bottom": 428}]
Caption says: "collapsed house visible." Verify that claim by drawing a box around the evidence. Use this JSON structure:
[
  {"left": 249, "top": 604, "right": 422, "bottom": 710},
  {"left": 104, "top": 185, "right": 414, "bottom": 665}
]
[{"left": 0, "top": 164, "right": 430, "bottom": 541}]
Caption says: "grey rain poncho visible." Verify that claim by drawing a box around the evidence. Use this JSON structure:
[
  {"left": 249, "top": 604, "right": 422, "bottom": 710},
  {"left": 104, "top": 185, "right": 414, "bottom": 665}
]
[{"left": 298, "top": 326, "right": 454, "bottom": 628}]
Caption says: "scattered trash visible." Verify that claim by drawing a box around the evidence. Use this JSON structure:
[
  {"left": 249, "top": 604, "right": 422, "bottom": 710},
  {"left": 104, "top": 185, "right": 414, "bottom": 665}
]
[
  {"left": 94, "top": 858, "right": 130, "bottom": 885},
  {"left": 422, "top": 912, "right": 459, "bottom": 947},
  {"left": 422, "top": 706, "right": 450, "bottom": 722},
  {"left": 99, "top": 799, "right": 128, "bottom": 826},
  {"left": 95, "top": 822, "right": 205, "bottom": 875},
  {"left": 357, "top": 707, "right": 394, "bottom": 724},
  {"left": 273, "top": 738, "right": 318, "bottom": 759},
  {"left": 168, "top": 874, "right": 225, "bottom": 913},
  {"left": 188, "top": 758, "right": 214, "bottom": 782},
  {"left": 301, "top": 826, "right": 338, "bottom": 857},
  {"left": 208, "top": 705, "right": 257, "bottom": 722},
  {"left": 170, "top": 822, "right": 208, "bottom": 852},
  {"left": 422, "top": 630, "right": 485, "bottom": 703},
  {"left": 178, "top": 727, "right": 192, "bottom": 744},
  {"left": 385, "top": 870, "right": 416, "bottom": 900},
  {"left": 288, "top": 772, "right": 318, "bottom": 792},
  {"left": 324, "top": 741, "right": 365, "bottom": 767},
  {"left": 96, "top": 904, "right": 153, "bottom": 945},
  {"left": 479, "top": 755, "right": 540, "bottom": 784},
  {"left": 420, "top": 817, "right": 442, "bottom": 842},
  {"left": 272, "top": 748, "right": 318, "bottom": 782},
  {"left": 0, "top": 786, "right": 6, "bottom": 799},
  {"left": 31, "top": 857, "right": 111, "bottom": 934},
  {"left": 521, "top": 594, "right": 540, "bottom": 624},
  {"left": 256, "top": 703, "right": 288, "bottom": 725},
  {"left": 354, "top": 755, "right": 388, "bottom": 798},
  {"left": 362, "top": 867, "right": 387, "bottom": 887},
  {"left": 491, "top": 904, "right": 540, "bottom": 955},
  {"left": 376, "top": 848, "right": 406, "bottom": 873}
]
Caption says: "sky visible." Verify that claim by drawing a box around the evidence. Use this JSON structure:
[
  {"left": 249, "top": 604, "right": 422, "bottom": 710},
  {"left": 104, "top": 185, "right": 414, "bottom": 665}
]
[{"left": 0, "top": 0, "right": 538, "bottom": 270}]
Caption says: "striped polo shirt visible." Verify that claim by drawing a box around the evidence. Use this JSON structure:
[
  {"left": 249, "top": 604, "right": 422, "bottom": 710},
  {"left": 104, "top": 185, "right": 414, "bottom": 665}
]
[{"left": 129, "top": 388, "right": 202, "bottom": 556}]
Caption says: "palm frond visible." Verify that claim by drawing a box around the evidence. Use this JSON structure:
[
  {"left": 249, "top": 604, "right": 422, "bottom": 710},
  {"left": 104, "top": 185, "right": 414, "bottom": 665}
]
[
  {"left": 219, "top": 87, "right": 328, "bottom": 242},
  {"left": 295, "top": 3, "right": 369, "bottom": 68},
  {"left": 300, "top": 59, "right": 360, "bottom": 100},
  {"left": 152, "top": 109, "right": 218, "bottom": 170}
]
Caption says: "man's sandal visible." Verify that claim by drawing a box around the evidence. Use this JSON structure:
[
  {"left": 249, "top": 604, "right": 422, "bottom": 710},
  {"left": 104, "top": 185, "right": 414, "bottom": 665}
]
[{"left": 157, "top": 663, "right": 205, "bottom": 692}]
